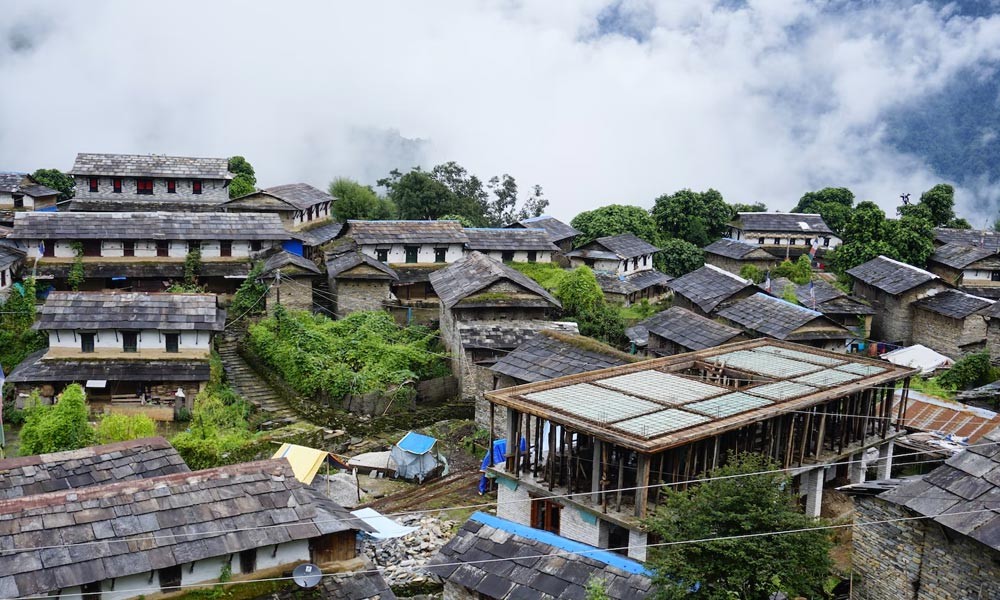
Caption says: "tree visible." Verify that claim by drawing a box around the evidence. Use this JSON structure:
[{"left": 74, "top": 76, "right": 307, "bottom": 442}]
[
  {"left": 438, "top": 214, "right": 476, "bottom": 227},
  {"left": 555, "top": 267, "right": 627, "bottom": 345},
  {"left": 659, "top": 239, "right": 704, "bottom": 277},
  {"left": 792, "top": 187, "right": 855, "bottom": 235},
  {"left": 917, "top": 183, "right": 956, "bottom": 228},
  {"left": 728, "top": 201, "right": 767, "bottom": 216},
  {"left": 652, "top": 189, "right": 732, "bottom": 247},
  {"left": 772, "top": 255, "right": 812, "bottom": 285},
  {"left": 571, "top": 205, "right": 661, "bottom": 248},
  {"left": 229, "top": 262, "right": 269, "bottom": 320},
  {"left": 0, "top": 277, "right": 46, "bottom": 374},
  {"left": 19, "top": 384, "right": 95, "bottom": 456},
  {"left": 831, "top": 201, "right": 892, "bottom": 274},
  {"left": 30, "top": 168, "right": 75, "bottom": 201},
  {"left": 646, "top": 453, "right": 833, "bottom": 599},
  {"left": 95, "top": 413, "right": 156, "bottom": 444},
  {"left": 329, "top": 177, "right": 395, "bottom": 221},
  {"left": 385, "top": 170, "right": 459, "bottom": 220},
  {"left": 516, "top": 185, "right": 549, "bottom": 222},
  {"left": 227, "top": 156, "right": 257, "bottom": 199},
  {"left": 886, "top": 211, "right": 935, "bottom": 267}
]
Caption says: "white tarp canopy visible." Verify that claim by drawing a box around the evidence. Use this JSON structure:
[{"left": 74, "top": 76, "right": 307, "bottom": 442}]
[
  {"left": 349, "top": 507, "right": 418, "bottom": 540},
  {"left": 880, "top": 344, "right": 954, "bottom": 375},
  {"left": 85, "top": 380, "right": 107, "bottom": 388}
]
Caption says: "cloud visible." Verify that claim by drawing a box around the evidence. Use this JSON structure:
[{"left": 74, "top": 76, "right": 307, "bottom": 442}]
[{"left": 0, "top": 0, "right": 998, "bottom": 223}]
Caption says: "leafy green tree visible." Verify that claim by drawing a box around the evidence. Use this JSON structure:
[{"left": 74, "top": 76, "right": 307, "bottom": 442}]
[
  {"left": 659, "top": 238, "right": 704, "bottom": 277},
  {"left": 938, "top": 351, "right": 1000, "bottom": 390},
  {"left": 386, "top": 170, "right": 460, "bottom": 220},
  {"left": 571, "top": 205, "right": 661, "bottom": 248},
  {"left": 0, "top": 277, "right": 46, "bottom": 374},
  {"left": 646, "top": 453, "right": 833, "bottom": 600},
  {"left": 184, "top": 247, "right": 202, "bottom": 287},
  {"left": 227, "top": 156, "right": 257, "bottom": 199},
  {"left": 652, "top": 189, "right": 732, "bottom": 247},
  {"left": 228, "top": 176, "right": 256, "bottom": 198},
  {"left": 772, "top": 255, "right": 812, "bottom": 285},
  {"left": 67, "top": 242, "right": 85, "bottom": 291},
  {"left": 728, "top": 201, "right": 767, "bottom": 216},
  {"left": 792, "top": 187, "right": 855, "bottom": 235},
  {"left": 555, "top": 267, "right": 627, "bottom": 345},
  {"left": 329, "top": 177, "right": 395, "bottom": 221},
  {"left": 886, "top": 211, "right": 935, "bottom": 268},
  {"left": 917, "top": 183, "right": 956, "bottom": 227},
  {"left": 19, "top": 384, "right": 95, "bottom": 456},
  {"left": 229, "top": 262, "right": 269, "bottom": 320},
  {"left": 30, "top": 168, "right": 75, "bottom": 201},
  {"left": 739, "top": 264, "right": 764, "bottom": 284},
  {"left": 946, "top": 217, "right": 972, "bottom": 229},
  {"left": 516, "top": 185, "right": 549, "bottom": 222},
  {"left": 831, "top": 201, "right": 892, "bottom": 274},
  {"left": 95, "top": 413, "right": 156, "bottom": 444},
  {"left": 438, "top": 214, "right": 476, "bottom": 227}
]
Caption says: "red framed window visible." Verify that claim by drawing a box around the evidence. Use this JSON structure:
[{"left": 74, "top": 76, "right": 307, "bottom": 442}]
[
  {"left": 137, "top": 178, "right": 153, "bottom": 195},
  {"left": 112, "top": 178, "right": 122, "bottom": 193},
  {"left": 167, "top": 179, "right": 176, "bottom": 193},
  {"left": 192, "top": 180, "right": 203, "bottom": 194},
  {"left": 88, "top": 177, "right": 99, "bottom": 193}
]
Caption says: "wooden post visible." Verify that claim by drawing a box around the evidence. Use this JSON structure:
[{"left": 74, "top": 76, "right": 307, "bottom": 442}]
[
  {"left": 591, "top": 439, "right": 603, "bottom": 504},
  {"left": 635, "top": 453, "right": 651, "bottom": 518},
  {"left": 814, "top": 408, "right": 827, "bottom": 459},
  {"left": 488, "top": 401, "right": 495, "bottom": 460},
  {"left": 548, "top": 422, "right": 556, "bottom": 492},
  {"left": 505, "top": 408, "right": 517, "bottom": 471},
  {"left": 601, "top": 442, "right": 609, "bottom": 513},
  {"left": 798, "top": 409, "right": 813, "bottom": 466},
  {"left": 616, "top": 449, "right": 625, "bottom": 512},
  {"left": 532, "top": 416, "right": 541, "bottom": 477},
  {"left": 784, "top": 415, "right": 796, "bottom": 469}
]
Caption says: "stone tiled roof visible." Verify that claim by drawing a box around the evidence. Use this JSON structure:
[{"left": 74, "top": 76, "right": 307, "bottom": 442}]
[
  {"left": 0, "top": 244, "right": 24, "bottom": 271},
  {"left": 255, "top": 183, "right": 333, "bottom": 210},
  {"left": 0, "top": 438, "right": 188, "bottom": 500},
  {"left": 593, "top": 233, "right": 660, "bottom": 259},
  {"left": 667, "top": 264, "right": 755, "bottom": 313},
  {"left": 67, "top": 198, "right": 224, "bottom": 212},
  {"left": 913, "top": 289, "right": 994, "bottom": 319},
  {"left": 6, "top": 349, "right": 212, "bottom": 383},
  {"left": 0, "top": 172, "right": 26, "bottom": 192},
  {"left": 19, "top": 184, "right": 58, "bottom": 198},
  {"left": 426, "top": 512, "right": 653, "bottom": 600},
  {"left": 0, "top": 459, "right": 370, "bottom": 599},
  {"left": 704, "top": 238, "right": 771, "bottom": 259},
  {"left": 344, "top": 220, "right": 469, "bottom": 245},
  {"left": 935, "top": 227, "right": 1000, "bottom": 251},
  {"left": 33, "top": 260, "right": 252, "bottom": 280},
  {"left": 847, "top": 255, "right": 940, "bottom": 295},
  {"left": 731, "top": 212, "right": 834, "bottom": 235},
  {"left": 457, "top": 321, "right": 578, "bottom": 351},
  {"left": 717, "top": 292, "right": 850, "bottom": 340},
  {"left": 326, "top": 249, "right": 398, "bottom": 280},
  {"left": 429, "top": 251, "right": 559, "bottom": 309},
  {"left": 878, "top": 425, "right": 1000, "bottom": 551},
  {"left": 764, "top": 278, "right": 876, "bottom": 316},
  {"left": 489, "top": 330, "right": 636, "bottom": 383},
  {"left": 463, "top": 228, "right": 558, "bottom": 252},
  {"left": 35, "top": 291, "right": 224, "bottom": 331},
  {"left": 0, "top": 173, "right": 57, "bottom": 197},
  {"left": 290, "top": 221, "right": 344, "bottom": 247},
  {"left": 928, "top": 243, "right": 997, "bottom": 269},
  {"left": 512, "top": 215, "right": 581, "bottom": 242},
  {"left": 313, "top": 569, "right": 398, "bottom": 600},
  {"left": 261, "top": 250, "right": 322, "bottom": 275},
  {"left": 69, "top": 153, "right": 231, "bottom": 179},
  {"left": 596, "top": 269, "right": 673, "bottom": 295},
  {"left": 628, "top": 306, "right": 742, "bottom": 350},
  {"left": 9, "top": 211, "right": 289, "bottom": 240}
]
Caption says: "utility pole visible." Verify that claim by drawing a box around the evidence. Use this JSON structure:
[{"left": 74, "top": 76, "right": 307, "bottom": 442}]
[{"left": 275, "top": 269, "right": 281, "bottom": 334}]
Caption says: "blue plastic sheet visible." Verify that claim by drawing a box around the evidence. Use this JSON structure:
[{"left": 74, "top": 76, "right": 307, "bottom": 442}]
[{"left": 479, "top": 438, "right": 526, "bottom": 494}]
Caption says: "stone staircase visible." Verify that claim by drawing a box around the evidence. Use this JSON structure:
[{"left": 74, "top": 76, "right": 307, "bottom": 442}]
[{"left": 216, "top": 339, "right": 298, "bottom": 429}]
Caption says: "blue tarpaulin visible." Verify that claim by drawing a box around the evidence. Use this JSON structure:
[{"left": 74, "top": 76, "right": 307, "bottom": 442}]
[
  {"left": 479, "top": 438, "right": 526, "bottom": 494},
  {"left": 396, "top": 431, "right": 437, "bottom": 455},
  {"left": 282, "top": 239, "right": 304, "bottom": 256},
  {"left": 391, "top": 432, "right": 441, "bottom": 482}
]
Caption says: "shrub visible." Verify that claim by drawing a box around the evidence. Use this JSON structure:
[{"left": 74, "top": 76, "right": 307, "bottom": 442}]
[
  {"left": 19, "top": 385, "right": 95, "bottom": 456},
  {"left": 95, "top": 413, "right": 156, "bottom": 444},
  {"left": 740, "top": 264, "right": 764, "bottom": 284},
  {"left": 772, "top": 254, "right": 812, "bottom": 285},
  {"left": 938, "top": 352, "right": 999, "bottom": 391}
]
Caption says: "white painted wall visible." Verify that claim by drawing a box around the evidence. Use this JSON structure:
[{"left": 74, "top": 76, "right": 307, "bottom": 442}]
[
  {"left": 256, "top": 539, "right": 311, "bottom": 570},
  {"left": 482, "top": 250, "right": 553, "bottom": 263},
  {"left": 21, "top": 239, "right": 277, "bottom": 260},
  {"left": 732, "top": 229, "right": 843, "bottom": 249},
  {"left": 99, "top": 571, "right": 151, "bottom": 600},
  {"left": 359, "top": 243, "right": 465, "bottom": 264},
  {"left": 48, "top": 329, "right": 212, "bottom": 352}
]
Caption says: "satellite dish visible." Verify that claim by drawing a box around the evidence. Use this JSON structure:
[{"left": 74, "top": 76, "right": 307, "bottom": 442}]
[{"left": 292, "top": 563, "right": 323, "bottom": 589}]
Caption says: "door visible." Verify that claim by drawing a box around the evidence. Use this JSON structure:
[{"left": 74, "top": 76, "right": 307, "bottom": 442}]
[
  {"left": 220, "top": 241, "right": 232, "bottom": 257},
  {"left": 404, "top": 246, "right": 419, "bottom": 263},
  {"left": 80, "top": 333, "right": 95, "bottom": 353},
  {"left": 122, "top": 332, "right": 138, "bottom": 353},
  {"left": 156, "top": 241, "right": 169, "bottom": 257},
  {"left": 165, "top": 333, "right": 179, "bottom": 353},
  {"left": 123, "top": 241, "right": 135, "bottom": 257}
]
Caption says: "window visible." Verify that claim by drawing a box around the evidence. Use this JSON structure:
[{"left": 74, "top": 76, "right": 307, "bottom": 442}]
[
  {"left": 12, "top": 195, "right": 23, "bottom": 208},
  {"left": 992, "top": 271, "right": 1000, "bottom": 282},
  {"left": 220, "top": 240, "right": 232, "bottom": 257},
  {"left": 501, "top": 251, "right": 514, "bottom": 262},
  {"left": 622, "top": 260, "right": 628, "bottom": 272},
  {"left": 758, "top": 237, "right": 765, "bottom": 244},
  {"left": 823, "top": 237, "right": 831, "bottom": 247},
  {"left": 165, "top": 333, "right": 179, "bottom": 353},
  {"left": 307, "top": 207, "right": 314, "bottom": 221},
  {"left": 43, "top": 243, "right": 54, "bottom": 257},
  {"left": 80, "top": 333, "right": 95, "bottom": 353},
  {"left": 187, "top": 241, "right": 199, "bottom": 254},
  {"left": 239, "top": 549, "right": 257, "bottom": 574},
  {"left": 123, "top": 240, "right": 135, "bottom": 257},
  {"left": 122, "top": 331, "right": 138, "bottom": 353},
  {"left": 530, "top": 498, "right": 561, "bottom": 534},
  {"left": 250, "top": 240, "right": 262, "bottom": 252},
  {"left": 159, "top": 565, "right": 182, "bottom": 592},
  {"left": 156, "top": 241, "right": 169, "bottom": 257},
  {"left": 192, "top": 180, "right": 203, "bottom": 194},
  {"left": 136, "top": 178, "right": 154, "bottom": 195},
  {"left": 527, "top": 250, "right": 537, "bottom": 263},
  {"left": 376, "top": 248, "right": 389, "bottom": 262},
  {"left": 82, "top": 240, "right": 101, "bottom": 257},
  {"left": 81, "top": 581, "right": 102, "bottom": 600},
  {"left": 404, "top": 246, "right": 419, "bottom": 263},
  {"left": 642, "top": 255, "right": 648, "bottom": 266},
  {"left": 633, "top": 257, "right": 639, "bottom": 269},
  {"left": 88, "top": 177, "right": 99, "bottom": 193},
  {"left": 112, "top": 178, "right": 122, "bottom": 193},
  {"left": 1, "top": 270, "right": 6, "bottom": 287},
  {"left": 772, "top": 238, "right": 780, "bottom": 245},
  {"left": 434, "top": 247, "right": 447, "bottom": 263},
  {"left": 167, "top": 179, "right": 177, "bottom": 194},
  {"left": 790, "top": 238, "right": 798, "bottom": 246}
]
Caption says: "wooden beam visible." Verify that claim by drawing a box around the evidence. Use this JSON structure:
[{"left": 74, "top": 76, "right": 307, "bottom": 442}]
[
  {"left": 591, "top": 439, "right": 603, "bottom": 504},
  {"left": 635, "top": 453, "right": 651, "bottom": 518}
]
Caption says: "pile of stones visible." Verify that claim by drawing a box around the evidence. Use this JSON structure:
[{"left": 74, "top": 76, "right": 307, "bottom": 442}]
[{"left": 362, "top": 514, "right": 457, "bottom": 588}]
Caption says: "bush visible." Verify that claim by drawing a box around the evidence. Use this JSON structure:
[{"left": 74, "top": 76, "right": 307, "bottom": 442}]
[
  {"left": 740, "top": 264, "right": 765, "bottom": 284},
  {"left": 772, "top": 255, "right": 812, "bottom": 285},
  {"left": 229, "top": 262, "right": 269, "bottom": 320},
  {"left": 508, "top": 261, "right": 568, "bottom": 291},
  {"left": 95, "top": 413, "right": 156, "bottom": 444},
  {"left": 0, "top": 278, "right": 47, "bottom": 374},
  {"left": 19, "top": 385, "right": 95, "bottom": 456},
  {"left": 938, "top": 352, "right": 999, "bottom": 391}
]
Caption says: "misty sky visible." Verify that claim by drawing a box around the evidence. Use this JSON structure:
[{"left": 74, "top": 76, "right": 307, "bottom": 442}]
[{"left": 1, "top": 1, "right": 999, "bottom": 222}]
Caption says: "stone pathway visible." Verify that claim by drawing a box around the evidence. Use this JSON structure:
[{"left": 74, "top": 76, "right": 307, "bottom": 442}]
[{"left": 217, "top": 339, "right": 299, "bottom": 429}]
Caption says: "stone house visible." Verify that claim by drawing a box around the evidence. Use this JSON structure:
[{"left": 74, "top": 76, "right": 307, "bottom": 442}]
[
  {"left": 728, "top": 212, "right": 841, "bottom": 259},
  {"left": 506, "top": 214, "right": 581, "bottom": 263},
  {"left": 715, "top": 292, "right": 854, "bottom": 352},
  {"left": 764, "top": 277, "right": 875, "bottom": 339},
  {"left": 566, "top": 233, "right": 671, "bottom": 305},
  {"left": 463, "top": 227, "right": 558, "bottom": 263},
  {"left": 703, "top": 238, "right": 779, "bottom": 276},
  {"left": 223, "top": 182, "right": 333, "bottom": 230},
  {"left": 0, "top": 244, "right": 25, "bottom": 299},
  {"left": 667, "top": 264, "right": 757, "bottom": 317},
  {"left": 0, "top": 172, "right": 58, "bottom": 219},
  {"left": 847, "top": 425, "right": 1000, "bottom": 600},
  {"left": 427, "top": 512, "right": 653, "bottom": 599},
  {"left": 67, "top": 152, "right": 232, "bottom": 210},
  {"left": 626, "top": 306, "right": 745, "bottom": 357},
  {"left": 326, "top": 245, "right": 399, "bottom": 317},
  {"left": 934, "top": 226, "right": 1000, "bottom": 250},
  {"left": 0, "top": 453, "right": 384, "bottom": 600},
  {"left": 260, "top": 249, "right": 326, "bottom": 315},
  {"left": 8, "top": 211, "right": 287, "bottom": 293},
  {"left": 847, "top": 255, "right": 948, "bottom": 345},
  {"left": 910, "top": 289, "right": 993, "bottom": 358},
  {"left": 926, "top": 242, "right": 1000, "bottom": 299},
  {"left": 6, "top": 291, "right": 225, "bottom": 415},
  {"left": 484, "top": 340, "right": 915, "bottom": 561}
]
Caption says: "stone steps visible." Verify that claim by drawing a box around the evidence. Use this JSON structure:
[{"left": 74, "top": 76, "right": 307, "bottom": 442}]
[{"left": 216, "top": 341, "right": 299, "bottom": 428}]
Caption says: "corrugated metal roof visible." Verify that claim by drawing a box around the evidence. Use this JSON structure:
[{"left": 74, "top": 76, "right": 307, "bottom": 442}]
[
  {"left": 706, "top": 349, "right": 823, "bottom": 378},
  {"left": 685, "top": 393, "right": 774, "bottom": 418},
  {"left": 524, "top": 384, "right": 661, "bottom": 423},
  {"left": 612, "top": 409, "right": 711, "bottom": 438},
  {"left": 597, "top": 371, "right": 727, "bottom": 405}
]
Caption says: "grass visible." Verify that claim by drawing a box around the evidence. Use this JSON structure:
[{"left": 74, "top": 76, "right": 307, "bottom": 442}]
[
  {"left": 507, "top": 261, "right": 568, "bottom": 291},
  {"left": 904, "top": 376, "right": 956, "bottom": 400}
]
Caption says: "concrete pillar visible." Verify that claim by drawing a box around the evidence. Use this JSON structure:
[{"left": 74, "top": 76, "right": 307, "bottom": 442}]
[
  {"left": 849, "top": 452, "right": 867, "bottom": 485},
  {"left": 804, "top": 468, "right": 824, "bottom": 519},
  {"left": 876, "top": 440, "right": 894, "bottom": 480}
]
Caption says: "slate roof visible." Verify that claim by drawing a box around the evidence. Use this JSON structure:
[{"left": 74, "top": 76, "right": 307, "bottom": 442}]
[
  {"left": 69, "top": 153, "right": 232, "bottom": 179},
  {"left": 489, "top": 330, "right": 636, "bottom": 383},
  {"left": 594, "top": 233, "right": 660, "bottom": 258},
  {"left": 704, "top": 238, "right": 771, "bottom": 259},
  {"left": 463, "top": 228, "right": 558, "bottom": 252},
  {"left": 457, "top": 321, "right": 579, "bottom": 351},
  {"left": 928, "top": 243, "right": 997, "bottom": 269},
  {"left": 326, "top": 249, "right": 398, "bottom": 280},
  {"left": 248, "top": 183, "right": 333, "bottom": 210},
  {"left": 511, "top": 215, "right": 581, "bottom": 243},
  {"left": 596, "top": 269, "right": 673, "bottom": 295},
  {"left": 33, "top": 260, "right": 252, "bottom": 280},
  {"left": 426, "top": 512, "right": 652, "bottom": 600},
  {"left": 344, "top": 220, "right": 469, "bottom": 245},
  {"left": 764, "top": 278, "right": 876, "bottom": 316},
  {"left": 732, "top": 212, "right": 834, "bottom": 235},
  {"left": 0, "top": 438, "right": 189, "bottom": 500},
  {"left": 19, "top": 184, "right": 58, "bottom": 198},
  {"left": 0, "top": 173, "right": 58, "bottom": 197},
  {"left": 847, "top": 255, "right": 940, "bottom": 295},
  {"left": 290, "top": 221, "right": 343, "bottom": 247},
  {"left": 67, "top": 198, "right": 224, "bottom": 212},
  {"left": 716, "top": 292, "right": 851, "bottom": 340},
  {"left": 315, "top": 568, "right": 398, "bottom": 600},
  {"left": 935, "top": 227, "right": 1000, "bottom": 251},
  {"left": 667, "top": 264, "right": 755, "bottom": 313},
  {"left": 6, "top": 350, "right": 212, "bottom": 383},
  {"left": 0, "top": 244, "right": 24, "bottom": 271},
  {"left": 429, "top": 251, "right": 559, "bottom": 309},
  {"left": 0, "top": 459, "right": 370, "bottom": 599},
  {"left": 35, "top": 291, "right": 225, "bottom": 331},
  {"left": 877, "top": 425, "right": 1000, "bottom": 551},
  {"left": 0, "top": 172, "right": 26, "bottom": 192},
  {"left": 261, "top": 250, "right": 322, "bottom": 275},
  {"left": 9, "top": 211, "right": 289, "bottom": 240},
  {"left": 627, "top": 306, "right": 742, "bottom": 350},
  {"left": 913, "top": 289, "right": 994, "bottom": 319}
]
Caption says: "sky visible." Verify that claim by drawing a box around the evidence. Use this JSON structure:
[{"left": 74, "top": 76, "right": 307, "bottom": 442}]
[{"left": 1, "top": 0, "right": 999, "bottom": 223}]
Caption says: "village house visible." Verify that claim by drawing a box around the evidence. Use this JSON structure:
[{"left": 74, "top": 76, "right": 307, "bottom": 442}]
[
  {"left": 326, "top": 244, "right": 399, "bottom": 317},
  {"left": 847, "top": 256, "right": 948, "bottom": 346},
  {"left": 847, "top": 426, "right": 1000, "bottom": 600},
  {"left": 715, "top": 292, "right": 854, "bottom": 352},
  {"left": 483, "top": 340, "right": 915, "bottom": 561},
  {"left": 6, "top": 291, "right": 224, "bottom": 416},
  {"left": 7, "top": 211, "right": 287, "bottom": 293},
  {"left": 926, "top": 242, "right": 1000, "bottom": 299},
  {"left": 728, "top": 212, "right": 841, "bottom": 259},
  {"left": 222, "top": 183, "right": 343, "bottom": 259},
  {"left": 667, "top": 264, "right": 757, "bottom": 317},
  {"left": 506, "top": 214, "right": 581, "bottom": 263},
  {"left": 565, "top": 233, "right": 671, "bottom": 305},
  {"left": 934, "top": 226, "right": 1000, "bottom": 250},
  {"left": 763, "top": 277, "right": 875, "bottom": 340},
  {"left": 0, "top": 454, "right": 382, "bottom": 600},
  {"left": 0, "top": 172, "right": 58, "bottom": 220},
  {"left": 260, "top": 249, "right": 327, "bottom": 315},
  {"left": 462, "top": 227, "right": 558, "bottom": 263},
  {"left": 427, "top": 512, "right": 653, "bottom": 599},
  {"left": 626, "top": 306, "right": 745, "bottom": 357},
  {"left": 67, "top": 152, "right": 232, "bottom": 210},
  {"left": 703, "top": 238, "right": 779, "bottom": 276},
  {"left": 0, "top": 244, "right": 25, "bottom": 298},
  {"left": 910, "top": 289, "right": 993, "bottom": 359}
]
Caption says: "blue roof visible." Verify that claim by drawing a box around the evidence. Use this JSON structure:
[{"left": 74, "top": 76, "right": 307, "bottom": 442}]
[
  {"left": 396, "top": 431, "right": 437, "bottom": 455},
  {"left": 469, "top": 512, "right": 652, "bottom": 576}
]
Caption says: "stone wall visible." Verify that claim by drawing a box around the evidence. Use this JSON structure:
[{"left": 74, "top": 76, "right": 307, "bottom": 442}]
[
  {"left": 852, "top": 281, "right": 945, "bottom": 345},
  {"left": 270, "top": 276, "right": 316, "bottom": 314},
  {"left": 332, "top": 278, "right": 390, "bottom": 317},
  {"left": 911, "top": 309, "right": 987, "bottom": 359},
  {"left": 72, "top": 175, "right": 228, "bottom": 203},
  {"left": 704, "top": 254, "right": 777, "bottom": 276}
]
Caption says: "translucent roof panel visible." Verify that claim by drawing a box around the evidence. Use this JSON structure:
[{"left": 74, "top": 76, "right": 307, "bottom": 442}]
[
  {"left": 837, "top": 362, "right": 887, "bottom": 376},
  {"left": 685, "top": 393, "right": 774, "bottom": 418},
  {"left": 596, "top": 371, "right": 727, "bottom": 406},
  {"left": 612, "top": 409, "right": 711, "bottom": 439},
  {"left": 746, "top": 380, "right": 818, "bottom": 401},
  {"left": 523, "top": 383, "right": 661, "bottom": 424},
  {"left": 754, "top": 345, "right": 847, "bottom": 367},
  {"left": 793, "top": 369, "right": 862, "bottom": 387},
  {"left": 706, "top": 350, "right": 823, "bottom": 378}
]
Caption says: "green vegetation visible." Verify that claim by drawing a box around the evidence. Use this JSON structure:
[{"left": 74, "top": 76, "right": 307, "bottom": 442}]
[
  {"left": 330, "top": 177, "right": 396, "bottom": 221},
  {"left": 938, "top": 351, "right": 1000, "bottom": 391},
  {"left": 571, "top": 204, "right": 661, "bottom": 249},
  {"left": 652, "top": 188, "right": 732, "bottom": 247},
  {"left": 905, "top": 376, "right": 956, "bottom": 400},
  {"left": 659, "top": 238, "right": 704, "bottom": 277},
  {"left": 228, "top": 262, "right": 269, "bottom": 320},
  {"left": 740, "top": 264, "right": 765, "bottom": 284},
  {"left": 555, "top": 267, "right": 627, "bottom": 345},
  {"left": 585, "top": 577, "right": 611, "bottom": 600},
  {"left": 247, "top": 308, "right": 450, "bottom": 400},
  {"left": 792, "top": 187, "right": 855, "bottom": 235},
  {"left": 95, "top": 413, "right": 156, "bottom": 444},
  {"left": 508, "top": 261, "right": 569, "bottom": 291},
  {"left": 19, "top": 385, "right": 95, "bottom": 456},
  {"left": 0, "top": 278, "right": 46, "bottom": 376},
  {"left": 68, "top": 241, "right": 85, "bottom": 291},
  {"left": 31, "top": 168, "right": 76, "bottom": 201},
  {"left": 228, "top": 156, "right": 257, "bottom": 198},
  {"left": 772, "top": 255, "right": 813, "bottom": 285},
  {"left": 646, "top": 453, "right": 833, "bottom": 600}
]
